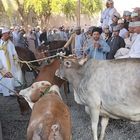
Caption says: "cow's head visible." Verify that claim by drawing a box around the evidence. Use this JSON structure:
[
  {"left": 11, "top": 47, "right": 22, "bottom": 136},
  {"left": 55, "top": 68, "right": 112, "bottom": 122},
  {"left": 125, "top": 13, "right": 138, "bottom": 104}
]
[
  {"left": 56, "top": 57, "right": 85, "bottom": 80},
  {"left": 19, "top": 81, "right": 51, "bottom": 109},
  {"left": 30, "top": 81, "right": 52, "bottom": 103}
]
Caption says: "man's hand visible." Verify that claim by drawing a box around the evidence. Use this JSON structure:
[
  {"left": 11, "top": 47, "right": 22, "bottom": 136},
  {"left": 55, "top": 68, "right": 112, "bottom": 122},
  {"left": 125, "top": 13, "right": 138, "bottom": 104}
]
[
  {"left": 0, "top": 70, "right": 13, "bottom": 78},
  {"left": 94, "top": 43, "right": 101, "bottom": 48},
  {"left": 4, "top": 72, "right": 13, "bottom": 78}
]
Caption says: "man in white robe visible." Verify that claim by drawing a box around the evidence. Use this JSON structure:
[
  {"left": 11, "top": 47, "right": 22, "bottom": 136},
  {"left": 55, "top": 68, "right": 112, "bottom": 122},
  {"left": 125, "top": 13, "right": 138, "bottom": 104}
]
[
  {"left": 129, "top": 21, "right": 140, "bottom": 58},
  {"left": 100, "top": 0, "right": 117, "bottom": 28},
  {"left": 0, "top": 28, "right": 23, "bottom": 96}
]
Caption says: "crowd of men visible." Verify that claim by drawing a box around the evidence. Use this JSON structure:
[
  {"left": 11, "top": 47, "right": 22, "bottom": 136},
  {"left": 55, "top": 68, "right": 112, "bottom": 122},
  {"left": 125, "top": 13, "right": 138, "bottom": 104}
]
[{"left": 0, "top": 0, "right": 140, "bottom": 96}]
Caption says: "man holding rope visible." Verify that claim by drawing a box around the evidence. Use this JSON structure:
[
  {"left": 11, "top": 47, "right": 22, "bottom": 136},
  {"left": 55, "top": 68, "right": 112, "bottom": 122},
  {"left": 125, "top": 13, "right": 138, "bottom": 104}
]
[
  {"left": 0, "top": 60, "right": 13, "bottom": 78},
  {"left": 0, "top": 28, "right": 23, "bottom": 96}
]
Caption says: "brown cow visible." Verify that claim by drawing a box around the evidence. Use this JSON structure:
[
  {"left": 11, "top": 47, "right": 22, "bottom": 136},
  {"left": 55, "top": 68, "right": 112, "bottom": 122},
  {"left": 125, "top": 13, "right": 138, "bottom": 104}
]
[
  {"left": 18, "top": 59, "right": 69, "bottom": 114},
  {"left": 37, "top": 40, "right": 71, "bottom": 58},
  {"left": 27, "top": 85, "right": 71, "bottom": 140},
  {"left": 35, "top": 58, "right": 69, "bottom": 98},
  {"left": 15, "top": 47, "right": 40, "bottom": 83}
]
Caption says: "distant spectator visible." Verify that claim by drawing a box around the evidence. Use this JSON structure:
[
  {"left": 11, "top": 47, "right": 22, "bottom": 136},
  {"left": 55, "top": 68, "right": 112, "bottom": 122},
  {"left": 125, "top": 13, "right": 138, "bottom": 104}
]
[
  {"left": 35, "top": 26, "right": 41, "bottom": 47},
  {"left": 131, "top": 11, "right": 140, "bottom": 22},
  {"left": 110, "top": 12, "right": 120, "bottom": 32},
  {"left": 103, "top": 28, "right": 112, "bottom": 42},
  {"left": 39, "top": 28, "right": 47, "bottom": 45},
  {"left": 123, "top": 11, "right": 132, "bottom": 30},
  {"left": 26, "top": 29, "right": 36, "bottom": 53},
  {"left": 12, "top": 26, "right": 20, "bottom": 46},
  {"left": 16, "top": 29, "right": 26, "bottom": 48},
  {"left": 58, "top": 26, "right": 68, "bottom": 41},
  {"left": 47, "top": 29, "right": 54, "bottom": 42}
]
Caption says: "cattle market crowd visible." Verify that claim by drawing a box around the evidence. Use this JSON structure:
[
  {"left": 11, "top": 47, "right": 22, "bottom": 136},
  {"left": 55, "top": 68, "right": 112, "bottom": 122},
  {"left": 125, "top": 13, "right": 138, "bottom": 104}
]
[{"left": 0, "top": 0, "right": 140, "bottom": 140}]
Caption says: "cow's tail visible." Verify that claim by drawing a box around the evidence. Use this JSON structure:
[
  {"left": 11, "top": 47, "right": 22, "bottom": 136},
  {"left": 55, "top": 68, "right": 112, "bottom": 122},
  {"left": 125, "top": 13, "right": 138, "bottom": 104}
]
[{"left": 32, "top": 122, "right": 63, "bottom": 140}]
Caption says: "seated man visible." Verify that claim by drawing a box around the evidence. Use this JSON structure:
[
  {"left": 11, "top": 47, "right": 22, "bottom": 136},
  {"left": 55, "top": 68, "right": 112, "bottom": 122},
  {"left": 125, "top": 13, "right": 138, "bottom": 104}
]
[{"left": 128, "top": 21, "right": 140, "bottom": 58}]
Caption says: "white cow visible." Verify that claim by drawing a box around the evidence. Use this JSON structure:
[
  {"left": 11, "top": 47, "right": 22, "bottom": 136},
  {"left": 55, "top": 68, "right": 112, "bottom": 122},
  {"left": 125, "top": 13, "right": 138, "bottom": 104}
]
[{"left": 56, "top": 58, "right": 140, "bottom": 140}]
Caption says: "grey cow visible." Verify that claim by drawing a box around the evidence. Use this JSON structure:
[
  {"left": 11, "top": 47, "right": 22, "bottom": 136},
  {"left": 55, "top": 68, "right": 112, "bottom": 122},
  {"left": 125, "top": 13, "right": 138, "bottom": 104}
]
[{"left": 56, "top": 58, "right": 140, "bottom": 140}]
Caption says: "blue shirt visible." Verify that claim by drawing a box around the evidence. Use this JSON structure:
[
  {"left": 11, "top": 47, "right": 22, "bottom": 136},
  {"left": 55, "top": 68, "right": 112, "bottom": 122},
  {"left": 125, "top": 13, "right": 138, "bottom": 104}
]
[{"left": 85, "top": 39, "right": 110, "bottom": 60}]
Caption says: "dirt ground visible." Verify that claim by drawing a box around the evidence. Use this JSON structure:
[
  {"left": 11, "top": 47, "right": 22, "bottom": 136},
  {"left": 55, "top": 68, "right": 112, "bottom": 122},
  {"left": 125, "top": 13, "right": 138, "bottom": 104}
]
[{"left": 0, "top": 73, "right": 140, "bottom": 140}]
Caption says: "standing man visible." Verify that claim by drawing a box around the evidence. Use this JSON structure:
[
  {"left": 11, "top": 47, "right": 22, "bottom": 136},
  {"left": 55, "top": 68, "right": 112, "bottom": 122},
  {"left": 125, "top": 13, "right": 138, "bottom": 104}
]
[
  {"left": 64, "top": 26, "right": 85, "bottom": 58},
  {"left": 0, "top": 28, "right": 23, "bottom": 96},
  {"left": 58, "top": 26, "right": 68, "bottom": 41},
  {"left": 100, "top": 0, "right": 117, "bottom": 29},
  {"left": 12, "top": 26, "right": 20, "bottom": 46},
  {"left": 85, "top": 27, "right": 110, "bottom": 60},
  {"left": 39, "top": 28, "right": 48, "bottom": 45}
]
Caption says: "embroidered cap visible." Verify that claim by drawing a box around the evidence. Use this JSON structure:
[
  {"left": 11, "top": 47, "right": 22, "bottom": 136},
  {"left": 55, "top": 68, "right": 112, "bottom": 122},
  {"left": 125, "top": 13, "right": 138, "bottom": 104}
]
[
  {"left": 123, "top": 11, "right": 131, "bottom": 16},
  {"left": 103, "top": 24, "right": 109, "bottom": 29},
  {"left": 104, "top": 29, "right": 110, "bottom": 34},
  {"left": 129, "top": 22, "right": 135, "bottom": 27},
  {"left": 107, "top": 0, "right": 114, "bottom": 4},
  {"left": 2, "top": 28, "right": 10, "bottom": 34},
  {"left": 113, "top": 12, "right": 121, "bottom": 19},
  {"left": 112, "top": 25, "right": 120, "bottom": 32},
  {"left": 133, "top": 21, "right": 140, "bottom": 27},
  {"left": 74, "top": 26, "right": 81, "bottom": 31},
  {"left": 131, "top": 12, "right": 139, "bottom": 17},
  {"left": 118, "top": 19, "right": 124, "bottom": 24}
]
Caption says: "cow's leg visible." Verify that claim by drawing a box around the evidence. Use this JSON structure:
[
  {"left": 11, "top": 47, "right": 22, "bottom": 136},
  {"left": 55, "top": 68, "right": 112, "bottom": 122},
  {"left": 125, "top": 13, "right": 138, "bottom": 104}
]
[
  {"left": 33, "top": 70, "right": 38, "bottom": 79},
  {"left": 99, "top": 117, "right": 109, "bottom": 140},
  {"left": 67, "top": 81, "right": 70, "bottom": 93},
  {"left": 27, "top": 127, "right": 33, "bottom": 140},
  {"left": 22, "top": 70, "right": 27, "bottom": 88},
  {"left": 63, "top": 82, "right": 68, "bottom": 99},
  {"left": 90, "top": 108, "right": 100, "bottom": 140}
]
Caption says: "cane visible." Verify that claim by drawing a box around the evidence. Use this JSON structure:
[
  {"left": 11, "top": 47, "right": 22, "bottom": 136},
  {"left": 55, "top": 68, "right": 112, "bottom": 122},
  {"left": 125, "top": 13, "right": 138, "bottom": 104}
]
[
  {"left": 0, "top": 82, "right": 19, "bottom": 96},
  {"left": 94, "top": 48, "right": 97, "bottom": 60}
]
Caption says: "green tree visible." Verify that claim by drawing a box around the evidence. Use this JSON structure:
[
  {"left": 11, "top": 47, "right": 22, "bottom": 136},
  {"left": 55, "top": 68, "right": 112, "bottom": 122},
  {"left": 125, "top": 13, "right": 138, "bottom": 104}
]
[
  {"left": 0, "top": 0, "right": 103, "bottom": 27},
  {"left": 24, "top": 0, "right": 52, "bottom": 27},
  {"left": 81, "top": 0, "right": 103, "bottom": 17},
  {"left": 24, "top": 0, "right": 103, "bottom": 27}
]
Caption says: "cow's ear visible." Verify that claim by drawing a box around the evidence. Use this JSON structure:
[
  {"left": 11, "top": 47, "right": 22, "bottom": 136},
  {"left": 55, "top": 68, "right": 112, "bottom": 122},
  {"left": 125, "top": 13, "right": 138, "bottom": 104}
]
[
  {"left": 78, "top": 58, "right": 88, "bottom": 65},
  {"left": 64, "top": 61, "right": 72, "bottom": 68}
]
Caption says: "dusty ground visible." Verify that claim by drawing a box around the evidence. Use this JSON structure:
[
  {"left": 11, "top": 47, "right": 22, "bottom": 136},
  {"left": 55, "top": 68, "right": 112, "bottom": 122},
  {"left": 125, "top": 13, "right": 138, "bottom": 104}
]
[{"left": 0, "top": 72, "right": 140, "bottom": 140}]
